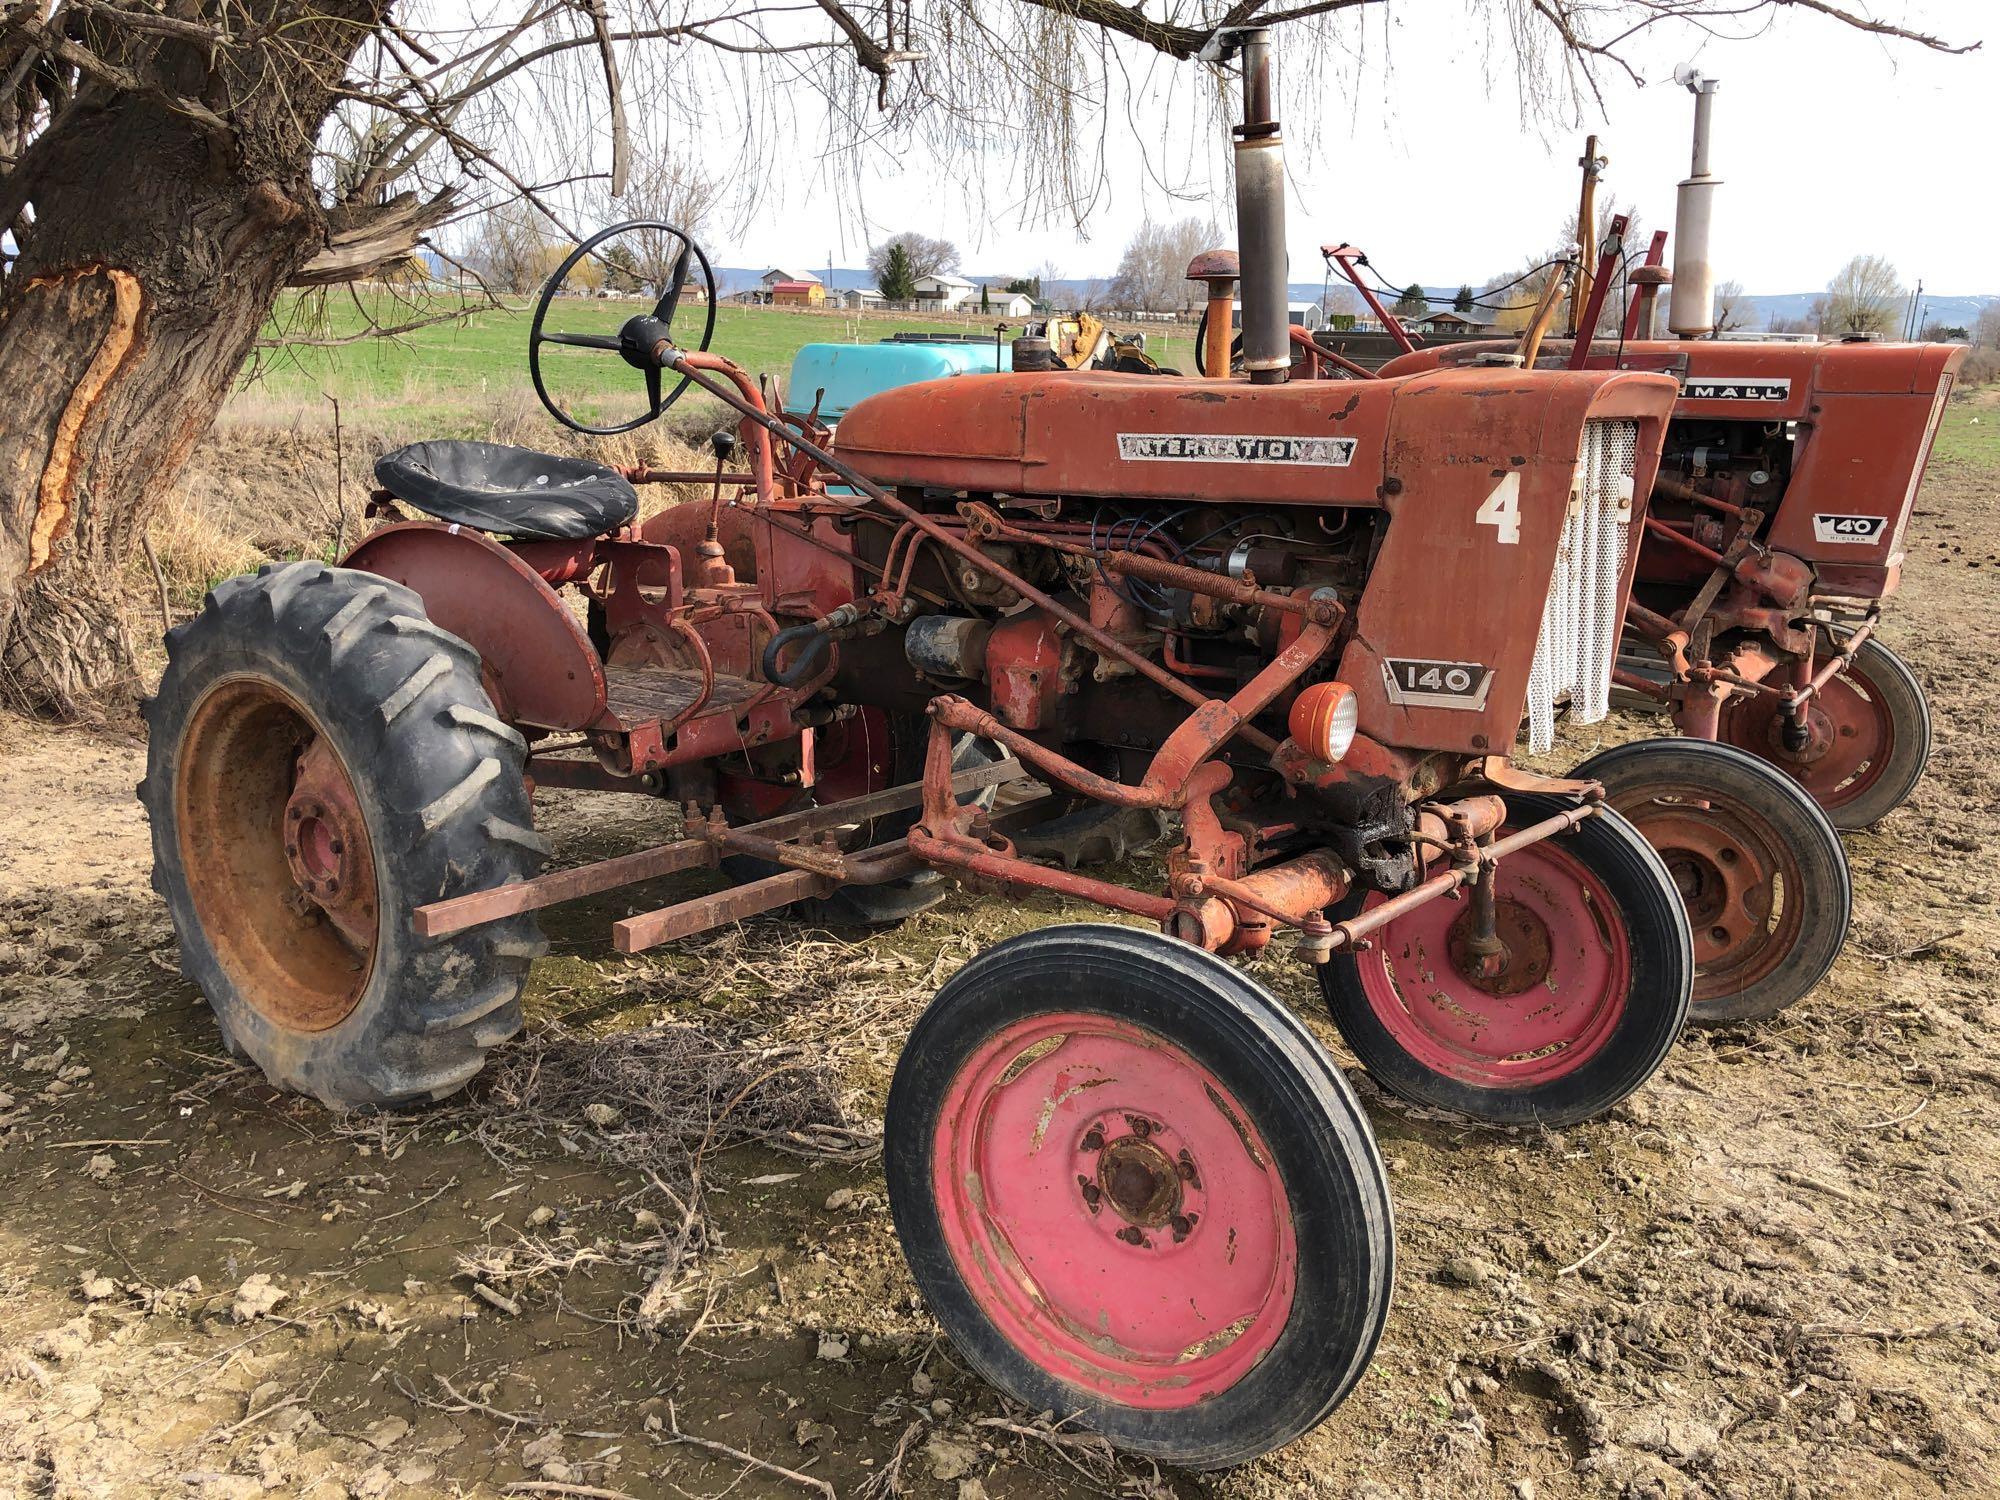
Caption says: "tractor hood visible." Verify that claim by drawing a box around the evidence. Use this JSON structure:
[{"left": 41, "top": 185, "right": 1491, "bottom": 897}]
[
  {"left": 1380, "top": 338, "right": 1966, "bottom": 418},
  {"left": 831, "top": 367, "right": 1675, "bottom": 510}
]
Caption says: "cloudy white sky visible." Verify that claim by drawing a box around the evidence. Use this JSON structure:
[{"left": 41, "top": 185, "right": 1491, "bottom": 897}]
[{"left": 713, "top": 1, "right": 1992, "bottom": 295}]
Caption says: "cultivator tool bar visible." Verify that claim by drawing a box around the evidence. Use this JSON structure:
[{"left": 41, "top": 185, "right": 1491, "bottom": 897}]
[{"left": 409, "top": 757, "right": 1028, "bottom": 940}]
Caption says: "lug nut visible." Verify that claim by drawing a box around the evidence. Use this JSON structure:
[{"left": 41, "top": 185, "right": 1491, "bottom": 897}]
[
  {"left": 1115, "top": 1226, "right": 1149, "bottom": 1248},
  {"left": 1079, "top": 1129, "right": 1104, "bottom": 1153},
  {"left": 1077, "top": 1178, "right": 1102, "bottom": 1213}
]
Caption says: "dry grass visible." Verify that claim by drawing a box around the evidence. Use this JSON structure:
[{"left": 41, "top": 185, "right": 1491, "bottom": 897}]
[{"left": 144, "top": 489, "right": 268, "bottom": 608}]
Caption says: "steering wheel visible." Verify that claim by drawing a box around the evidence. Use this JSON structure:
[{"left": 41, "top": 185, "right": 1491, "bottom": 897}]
[{"left": 529, "top": 220, "right": 718, "bottom": 435}]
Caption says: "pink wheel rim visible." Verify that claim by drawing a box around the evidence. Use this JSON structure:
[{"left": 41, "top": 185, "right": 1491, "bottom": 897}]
[
  {"left": 1354, "top": 830, "right": 1630, "bottom": 1088},
  {"left": 932, "top": 1013, "right": 1297, "bottom": 1408}
]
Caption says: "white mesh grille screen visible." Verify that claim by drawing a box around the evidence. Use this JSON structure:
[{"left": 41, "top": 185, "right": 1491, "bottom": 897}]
[{"left": 1525, "top": 419, "right": 1639, "bottom": 753}]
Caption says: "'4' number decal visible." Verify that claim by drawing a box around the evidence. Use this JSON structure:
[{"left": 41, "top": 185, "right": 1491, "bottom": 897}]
[{"left": 1476, "top": 473, "right": 1521, "bottom": 544}]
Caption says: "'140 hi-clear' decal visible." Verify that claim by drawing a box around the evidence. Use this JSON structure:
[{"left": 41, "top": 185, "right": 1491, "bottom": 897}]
[
  {"left": 1812, "top": 513, "right": 1888, "bottom": 544},
  {"left": 1382, "top": 658, "right": 1495, "bottom": 710},
  {"left": 1116, "top": 433, "right": 1357, "bottom": 466},
  {"left": 1678, "top": 375, "right": 1791, "bottom": 403}
]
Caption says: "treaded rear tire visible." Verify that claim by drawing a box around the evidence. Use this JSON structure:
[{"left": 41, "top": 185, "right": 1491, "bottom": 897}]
[{"left": 141, "top": 561, "right": 547, "bottom": 1110}]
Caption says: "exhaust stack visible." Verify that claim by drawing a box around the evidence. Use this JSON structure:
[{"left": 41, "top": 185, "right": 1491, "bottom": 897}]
[
  {"left": 1232, "top": 29, "right": 1289, "bottom": 384},
  {"left": 1667, "top": 69, "right": 1722, "bottom": 339}
]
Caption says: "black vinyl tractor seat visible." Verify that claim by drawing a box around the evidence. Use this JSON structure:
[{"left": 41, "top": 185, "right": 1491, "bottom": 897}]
[{"left": 374, "top": 441, "right": 639, "bottom": 540}]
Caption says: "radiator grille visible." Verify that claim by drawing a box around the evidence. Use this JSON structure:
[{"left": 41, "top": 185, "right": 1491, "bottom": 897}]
[{"left": 1525, "top": 419, "right": 1639, "bottom": 753}]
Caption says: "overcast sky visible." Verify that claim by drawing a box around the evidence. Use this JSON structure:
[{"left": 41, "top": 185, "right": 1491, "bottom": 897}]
[{"left": 717, "top": 1, "right": 1992, "bottom": 294}]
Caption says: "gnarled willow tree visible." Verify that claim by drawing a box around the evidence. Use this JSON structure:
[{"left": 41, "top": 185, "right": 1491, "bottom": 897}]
[{"left": 0, "top": 0, "right": 1970, "bottom": 714}]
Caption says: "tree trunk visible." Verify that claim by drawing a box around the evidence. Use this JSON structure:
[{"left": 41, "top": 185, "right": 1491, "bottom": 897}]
[{"left": 0, "top": 16, "right": 372, "bottom": 716}]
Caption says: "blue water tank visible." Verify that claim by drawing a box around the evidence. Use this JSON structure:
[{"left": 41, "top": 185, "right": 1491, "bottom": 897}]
[{"left": 786, "top": 339, "right": 1005, "bottom": 422}]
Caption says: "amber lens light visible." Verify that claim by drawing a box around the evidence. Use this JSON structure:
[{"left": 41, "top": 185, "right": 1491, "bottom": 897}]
[{"left": 1289, "top": 681, "right": 1358, "bottom": 763}]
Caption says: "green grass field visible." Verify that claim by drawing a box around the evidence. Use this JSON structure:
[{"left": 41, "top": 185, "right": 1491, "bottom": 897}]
[
  {"left": 1931, "top": 398, "right": 2000, "bottom": 468},
  {"left": 241, "top": 292, "right": 1198, "bottom": 434}
]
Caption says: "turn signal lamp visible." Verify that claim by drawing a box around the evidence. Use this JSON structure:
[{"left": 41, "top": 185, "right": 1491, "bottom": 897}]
[{"left": 1289, "top": 681, "right": 1358, "bottom": 764}]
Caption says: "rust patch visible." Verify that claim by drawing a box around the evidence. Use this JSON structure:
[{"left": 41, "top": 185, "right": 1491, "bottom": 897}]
[
  {"left": 26, "top": 265, "right": 146, "bottom": 573},
  {"left": 1028, "top": 1070, "right": 1109, "bottom": 1152}
]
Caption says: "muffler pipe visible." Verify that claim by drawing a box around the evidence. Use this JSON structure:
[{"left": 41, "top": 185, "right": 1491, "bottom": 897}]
[
  {"left": 1668, "top": 70, "right": 1722, "bottom": 339},
  {"left": 1232, "top": 28, "right": 1289, "bottom": 385}
]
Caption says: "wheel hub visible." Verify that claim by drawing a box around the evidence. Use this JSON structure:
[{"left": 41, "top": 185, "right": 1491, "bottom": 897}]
[
  {"left": 174, "top": 678, "right": 379, "bottom": 1033},
  {"left": 1624, "top": 803, "right": 1776, "bottom": 971},
  {"left": 1765, "top": 701, "right": 1835, "bottom": 766},
  {"left": 283, "top": 739, "right": 377, "bottom": 949},
  {"left": 1445, "top": 897, "right": 1552, "bottom": 997},
  {"left": 1098, "top": 1133, "right": 1182, "bottom": 1226},
  {"left": 1074, "top": 1112, "right": 1207, "bottom": 1249}
]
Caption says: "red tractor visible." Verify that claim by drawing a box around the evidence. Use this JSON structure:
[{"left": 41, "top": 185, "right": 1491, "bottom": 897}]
[
  {"left": 1375, "top": 332, "right": 1960, "bottom": 837},
  {"left": 1303, "top": 77, "right": 1954, "bottom": 1025},
  {"left": 142, "top": 31, "right": 1705, "bottom": 1466}
]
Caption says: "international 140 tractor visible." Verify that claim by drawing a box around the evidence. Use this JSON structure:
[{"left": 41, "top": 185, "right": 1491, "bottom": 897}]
[
  {"left": 1295, "top": 70, "right": 1953, "bottom": 1030},
  {"left": 145, "top": 31, "right": 1719, "bottom": 1466}
]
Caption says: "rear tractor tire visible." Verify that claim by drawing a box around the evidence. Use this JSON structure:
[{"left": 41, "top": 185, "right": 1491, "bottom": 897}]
[
  {"left": 887, "top": 925, "right": 1394, "bottom": 1468},
  {"left": 141, "top": 562, "right": 548, "bottom": 1110},
  {"left": 1572, "top": 738, "right": 1850, "bottom": 1025},
  {"left": 1318, "top": 793, "right": 1693, "bottom": 1128}
]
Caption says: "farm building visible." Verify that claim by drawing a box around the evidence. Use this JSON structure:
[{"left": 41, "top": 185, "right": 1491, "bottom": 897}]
[
  {"left": 976, "top": 290, "right": 1036, "bottom": 317},
  {"left": 1226, "top": 299, "right": 1329, "bottom": 333},
  {"left": 913, "top": 272, "right": 976, "bottom": 311},
  {"left": 1406, "top": 308, "right": 1493, "bottom": 334},
  {"left": 770, "top": 280, "right": 826, "bottom": 307},
  {"left": 841, "top": 287, "right": 886, "bottom": 311},
  {"left": 760, "top": 267, "right": 821, "bottom": 290}
]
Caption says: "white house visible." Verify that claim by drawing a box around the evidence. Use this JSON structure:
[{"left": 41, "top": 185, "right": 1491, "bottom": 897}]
[
  {"left": 760, "top": 268, "right": 822, "bottom": 290},
  {"left": 913, "top": 272, "right": 976, "bottom": 311}
]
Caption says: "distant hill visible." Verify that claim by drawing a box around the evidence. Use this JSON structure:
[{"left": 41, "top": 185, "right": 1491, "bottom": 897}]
[
  {"left": 1736, "top": 291, "right": 1995, "bottom": 333},
  {"left": 644, "top": 264, "right": 2000, "bottom": 334}
]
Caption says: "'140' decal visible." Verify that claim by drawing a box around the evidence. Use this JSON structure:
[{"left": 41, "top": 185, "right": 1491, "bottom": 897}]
[
  {"left": 1812, "top": 513, "right": 1887, "bottom": 544},
  {"left": 1382, "top": 658, "right": 1495, "bottom": 711}
]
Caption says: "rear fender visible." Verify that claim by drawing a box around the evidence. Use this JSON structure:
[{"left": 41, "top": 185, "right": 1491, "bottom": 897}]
[{"left": 342, "top": 522, "right": 607, "bottom": 730}]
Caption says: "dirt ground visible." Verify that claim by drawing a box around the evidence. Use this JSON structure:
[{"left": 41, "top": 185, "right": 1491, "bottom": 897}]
[{"left": 4, "top": 416, "right": 1999, "bottom": 1500}]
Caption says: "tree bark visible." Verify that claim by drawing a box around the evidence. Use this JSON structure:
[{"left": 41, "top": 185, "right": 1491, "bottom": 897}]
[{"left": 0, "top": 6, "right": 381, "bottom": 716}]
